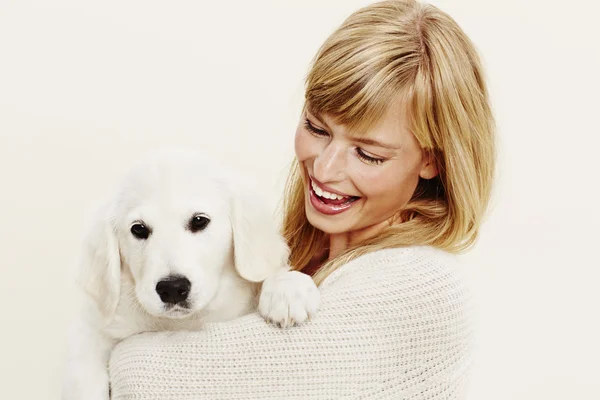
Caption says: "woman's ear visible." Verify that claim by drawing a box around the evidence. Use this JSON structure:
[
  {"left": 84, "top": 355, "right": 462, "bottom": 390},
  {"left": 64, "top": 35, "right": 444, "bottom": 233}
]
[
  {"left": 419, "top": 150, "right": 439, "bottom": 180},
  {"left": 76, "top": 202, "right": 121, "bottom": 323},
  {"left": 228, "top": 183, "right": 290, "bottom": 282}
]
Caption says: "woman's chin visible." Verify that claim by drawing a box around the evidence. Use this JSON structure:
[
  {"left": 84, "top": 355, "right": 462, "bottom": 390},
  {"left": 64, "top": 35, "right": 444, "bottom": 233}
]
[{"left": 306, "top": 209, "right": 349, "bottom": 234}]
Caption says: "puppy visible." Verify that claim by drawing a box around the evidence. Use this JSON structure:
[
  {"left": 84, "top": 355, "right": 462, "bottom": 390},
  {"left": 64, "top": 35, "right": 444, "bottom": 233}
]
[{"left": 62, "top": 149, "right": 320, "bottom": 400}]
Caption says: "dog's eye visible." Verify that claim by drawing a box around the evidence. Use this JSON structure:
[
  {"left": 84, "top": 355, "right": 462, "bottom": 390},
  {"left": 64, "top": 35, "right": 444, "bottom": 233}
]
[
  {"left": 131, "top": 223, "right": 150, "bottom": 239},
  {"left": 189, "top": 214, "right": 210, "bottom": 232}
]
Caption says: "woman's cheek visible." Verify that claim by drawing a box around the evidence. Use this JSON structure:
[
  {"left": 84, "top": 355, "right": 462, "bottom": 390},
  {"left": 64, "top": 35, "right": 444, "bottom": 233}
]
[
  {"left": 293, "top": 127, "right": 306, "bottom": 160},
  {"left": 294, "top": 128, "right": 316, "bottom": 162}
]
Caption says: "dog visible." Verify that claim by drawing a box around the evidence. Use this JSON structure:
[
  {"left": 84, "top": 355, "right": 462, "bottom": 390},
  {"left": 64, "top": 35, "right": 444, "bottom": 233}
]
[{"left": 62, "top": 149, "right": 320, "bottom": 400}]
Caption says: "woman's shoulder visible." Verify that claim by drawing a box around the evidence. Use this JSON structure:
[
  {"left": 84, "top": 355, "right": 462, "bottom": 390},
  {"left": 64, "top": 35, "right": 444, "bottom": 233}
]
[
  {"left": 321, "top": 245, "right": 465, "bottom": 292},
  {"left": 320, "top": 245, "right": 473, "bottom": 324}
]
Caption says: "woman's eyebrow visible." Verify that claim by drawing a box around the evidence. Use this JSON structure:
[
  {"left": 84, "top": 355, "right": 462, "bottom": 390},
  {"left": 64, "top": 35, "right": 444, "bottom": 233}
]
[
  {"left": 351, "top": 137, "right": 402, "bottom": 150},
  {"left": 306, "top": 108, "right": 329, "bottom": 127}
]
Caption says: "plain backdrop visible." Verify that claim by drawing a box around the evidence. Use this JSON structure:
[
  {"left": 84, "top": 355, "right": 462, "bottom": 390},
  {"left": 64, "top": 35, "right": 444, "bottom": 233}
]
[{"left": 1, "top": 0, "right": 598, "bottom": 399}]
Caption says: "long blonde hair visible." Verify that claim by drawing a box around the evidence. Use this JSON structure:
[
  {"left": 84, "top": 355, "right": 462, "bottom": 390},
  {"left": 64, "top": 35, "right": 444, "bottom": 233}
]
[{"left": 280, "top": 0, "right": 496, "bottom": 286}]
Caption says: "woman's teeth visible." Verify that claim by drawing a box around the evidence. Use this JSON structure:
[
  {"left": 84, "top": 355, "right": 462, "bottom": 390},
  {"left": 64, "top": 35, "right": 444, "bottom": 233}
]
[{"left": 310, "top": 179, "right": 349, "bottom": 200}]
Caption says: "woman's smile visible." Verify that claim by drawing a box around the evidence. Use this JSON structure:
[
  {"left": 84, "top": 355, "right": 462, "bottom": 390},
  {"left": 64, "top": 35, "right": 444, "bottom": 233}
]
[{"left": 307, "top": 176, "right": 361, "bottom": 216}]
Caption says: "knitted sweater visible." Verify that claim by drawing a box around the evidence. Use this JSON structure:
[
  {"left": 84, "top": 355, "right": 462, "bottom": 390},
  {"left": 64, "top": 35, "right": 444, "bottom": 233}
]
[{"left": 108, "top": 246, "right": 474, "bottom": 399}]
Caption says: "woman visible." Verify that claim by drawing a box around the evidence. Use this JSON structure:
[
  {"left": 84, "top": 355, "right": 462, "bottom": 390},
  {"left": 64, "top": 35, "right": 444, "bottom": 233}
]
[{"left": 109, "top": 0, "right": 495, "bottom": 398}]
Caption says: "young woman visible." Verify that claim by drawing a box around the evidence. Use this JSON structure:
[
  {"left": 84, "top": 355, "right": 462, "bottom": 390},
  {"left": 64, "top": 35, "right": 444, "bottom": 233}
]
[{"left": 109, "top": 0, "right": 495, "bottom": 398}]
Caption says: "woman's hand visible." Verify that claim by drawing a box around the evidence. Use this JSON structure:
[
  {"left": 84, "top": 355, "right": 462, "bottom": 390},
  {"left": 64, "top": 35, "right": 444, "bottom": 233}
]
[{"left": 258, "top": 270, "right": 320, "bottom": 328}]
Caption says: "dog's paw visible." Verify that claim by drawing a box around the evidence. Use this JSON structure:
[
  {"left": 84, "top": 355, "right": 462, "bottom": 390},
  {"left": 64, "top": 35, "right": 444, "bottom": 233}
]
[{"left": 258, "top": 270, "right": 320, "bottom": 328}]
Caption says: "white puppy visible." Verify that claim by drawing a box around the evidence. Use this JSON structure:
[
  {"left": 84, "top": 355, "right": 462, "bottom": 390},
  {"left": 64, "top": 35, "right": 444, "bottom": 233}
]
[{"left": 62, "top": 149, "right": 320, "bottom": 400}]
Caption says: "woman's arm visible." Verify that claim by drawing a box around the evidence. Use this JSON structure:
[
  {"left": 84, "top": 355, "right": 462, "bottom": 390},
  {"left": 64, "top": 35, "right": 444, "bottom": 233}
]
[{"left": 109, "top": 246, "right": 474, "bottom": 399}]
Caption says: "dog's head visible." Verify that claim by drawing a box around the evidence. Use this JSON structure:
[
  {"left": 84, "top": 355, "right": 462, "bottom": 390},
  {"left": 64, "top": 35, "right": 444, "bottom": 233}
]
[{"left": 77, "top": 149, "right": 289, "bottom": 322}]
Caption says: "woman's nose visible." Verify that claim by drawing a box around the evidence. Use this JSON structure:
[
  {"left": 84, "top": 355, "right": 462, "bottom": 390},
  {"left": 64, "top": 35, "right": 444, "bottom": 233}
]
[{"left": 313, "top": 143, "right": 346, "bottom": 183}]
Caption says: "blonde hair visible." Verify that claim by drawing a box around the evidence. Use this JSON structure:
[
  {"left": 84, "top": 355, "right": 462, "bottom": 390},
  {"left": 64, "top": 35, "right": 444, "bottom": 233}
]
[{"left": 280, "top": 0, "right": 496, "bottom": 286}]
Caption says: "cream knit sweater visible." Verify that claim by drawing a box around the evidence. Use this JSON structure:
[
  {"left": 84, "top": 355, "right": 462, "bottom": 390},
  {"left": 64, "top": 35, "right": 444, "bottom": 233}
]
[{"left": 108, "top": 246, "right": 474, "bottom": 399}]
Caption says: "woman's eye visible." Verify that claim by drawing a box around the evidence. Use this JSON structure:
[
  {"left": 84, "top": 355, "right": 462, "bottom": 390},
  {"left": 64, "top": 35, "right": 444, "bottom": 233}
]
[
  {"left": 131, "top": 223, "right": 151, "bottom": 239},
  {"left": 356, "top": 148, "right": 385, "bottom": 165},
  {"left": 303, "top": 119, "right": 328, "bottom": 137},
  {"left": 304, "top": 117, "right": 385, "bottom": 165}
]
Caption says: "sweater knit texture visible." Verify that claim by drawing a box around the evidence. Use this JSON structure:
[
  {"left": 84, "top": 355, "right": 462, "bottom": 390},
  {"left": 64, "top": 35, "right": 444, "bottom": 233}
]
[{"left": 109, "top": 246, "right": 474, "bottom": 399}]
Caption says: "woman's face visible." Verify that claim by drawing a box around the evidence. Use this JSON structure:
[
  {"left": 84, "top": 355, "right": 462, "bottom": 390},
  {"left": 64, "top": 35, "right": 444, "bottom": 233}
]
[{"left": 294, "top": 101, "right": 438, "bottom": 237}]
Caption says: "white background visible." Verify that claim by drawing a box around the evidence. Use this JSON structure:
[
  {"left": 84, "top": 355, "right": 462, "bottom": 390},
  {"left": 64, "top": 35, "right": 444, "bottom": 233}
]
[{"left": 1, "top": 0, "right": 598, "bottom": 399}]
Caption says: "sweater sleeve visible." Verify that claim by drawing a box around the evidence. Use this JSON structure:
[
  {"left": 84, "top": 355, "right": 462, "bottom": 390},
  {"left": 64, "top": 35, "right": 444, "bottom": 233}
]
[{"left": 108, "top": 246, "right": 474, "bottom": 399}]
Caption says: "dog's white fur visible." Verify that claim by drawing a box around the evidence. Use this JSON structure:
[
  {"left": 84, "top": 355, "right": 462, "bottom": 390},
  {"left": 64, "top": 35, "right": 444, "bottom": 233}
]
[{"left": 62, "top": 149, "right": 320, "bottom": 400}]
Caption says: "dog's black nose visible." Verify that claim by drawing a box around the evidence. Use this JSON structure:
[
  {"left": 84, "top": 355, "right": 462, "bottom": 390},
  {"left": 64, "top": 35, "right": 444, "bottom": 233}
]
[{"left": 156, "top": 276, "right": 191, "bottom": 304}]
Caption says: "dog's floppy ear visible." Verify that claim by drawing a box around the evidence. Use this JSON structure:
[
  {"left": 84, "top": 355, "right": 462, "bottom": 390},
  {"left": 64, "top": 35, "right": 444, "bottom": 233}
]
[
  {"left": 76, "top": 202, "right": 121, "bottom": 323},
  {"left": 229, "top": 183, "right": 290, "bottom": 282}
]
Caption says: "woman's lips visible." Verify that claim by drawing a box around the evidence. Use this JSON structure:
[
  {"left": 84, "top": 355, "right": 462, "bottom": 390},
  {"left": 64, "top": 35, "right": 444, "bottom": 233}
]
[{"left": 308, "top": 180, "right": 359, "bottom": 215}]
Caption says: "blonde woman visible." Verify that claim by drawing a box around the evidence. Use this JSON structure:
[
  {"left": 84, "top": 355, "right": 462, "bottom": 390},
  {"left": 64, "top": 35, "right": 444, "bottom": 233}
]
[{"left": 109, "top": 0, "right": 495, "bottom": 398}]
